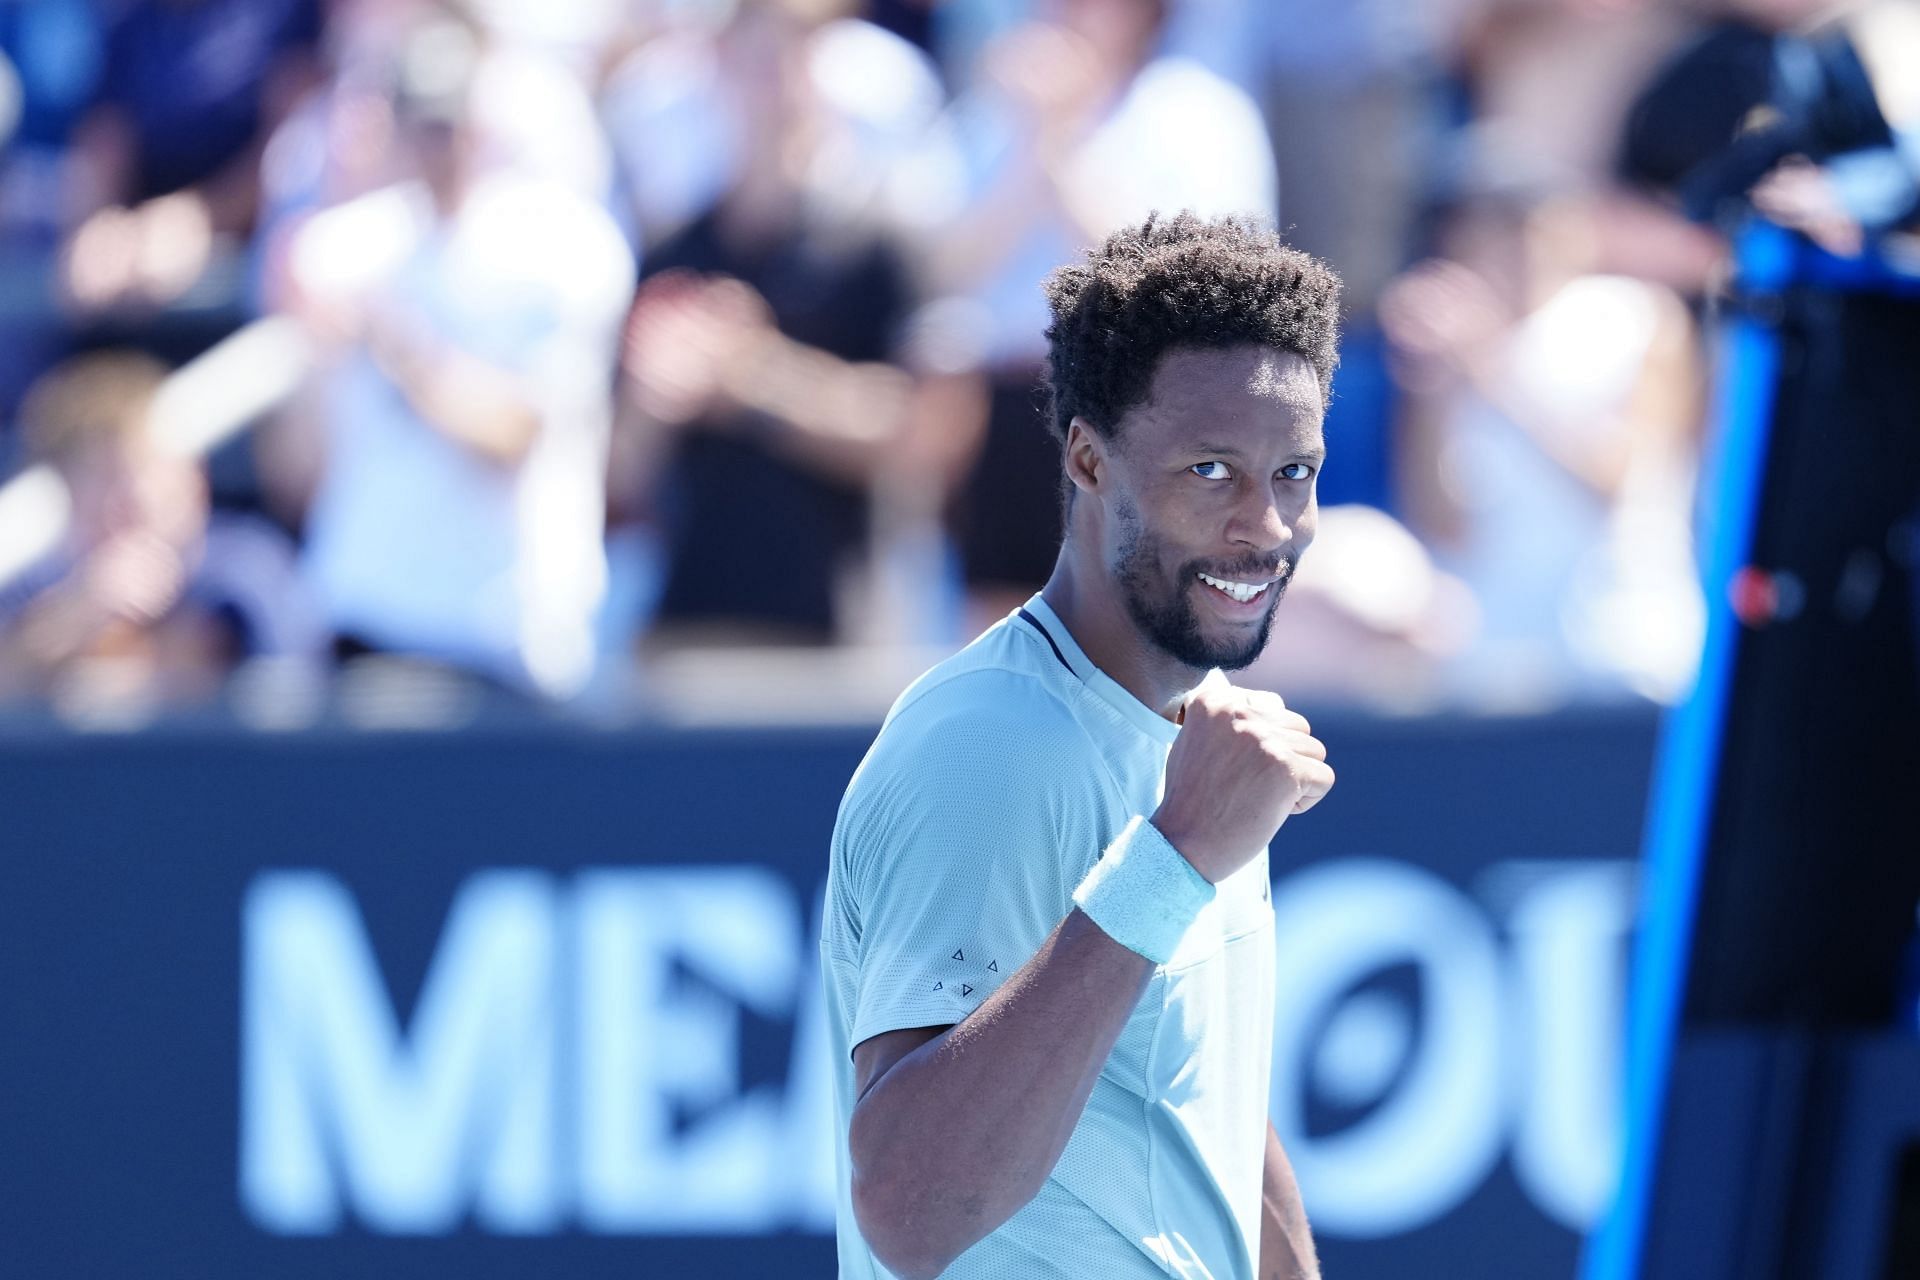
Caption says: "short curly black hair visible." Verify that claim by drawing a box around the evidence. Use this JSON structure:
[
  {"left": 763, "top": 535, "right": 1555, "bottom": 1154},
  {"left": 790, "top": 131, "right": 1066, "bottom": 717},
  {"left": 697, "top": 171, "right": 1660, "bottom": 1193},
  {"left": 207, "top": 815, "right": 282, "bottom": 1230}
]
[{"left": 1042, "top": 211, "right": 1342, "bottom": 445}]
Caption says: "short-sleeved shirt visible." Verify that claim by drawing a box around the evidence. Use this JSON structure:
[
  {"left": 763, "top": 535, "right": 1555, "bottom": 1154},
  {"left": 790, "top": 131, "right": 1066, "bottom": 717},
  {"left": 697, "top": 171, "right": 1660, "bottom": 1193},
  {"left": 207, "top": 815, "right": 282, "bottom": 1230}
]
[{"left": 823, "top": 595, "right": 1277, "bottom": 1279}]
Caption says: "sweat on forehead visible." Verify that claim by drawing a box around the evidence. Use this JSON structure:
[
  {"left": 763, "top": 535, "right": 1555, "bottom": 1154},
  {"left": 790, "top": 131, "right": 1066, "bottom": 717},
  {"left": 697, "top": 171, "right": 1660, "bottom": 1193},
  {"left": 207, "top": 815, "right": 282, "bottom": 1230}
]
[{"left": 1041, "top": 211, "right": 1342, "bottom": 443}]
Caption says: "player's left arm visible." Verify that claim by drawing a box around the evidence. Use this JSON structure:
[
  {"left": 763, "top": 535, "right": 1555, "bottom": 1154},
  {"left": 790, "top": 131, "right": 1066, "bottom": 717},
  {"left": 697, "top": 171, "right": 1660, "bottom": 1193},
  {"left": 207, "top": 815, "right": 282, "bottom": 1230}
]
[{"left": 1260, "top": 1121, "right": 1320, "bottom": 1280}]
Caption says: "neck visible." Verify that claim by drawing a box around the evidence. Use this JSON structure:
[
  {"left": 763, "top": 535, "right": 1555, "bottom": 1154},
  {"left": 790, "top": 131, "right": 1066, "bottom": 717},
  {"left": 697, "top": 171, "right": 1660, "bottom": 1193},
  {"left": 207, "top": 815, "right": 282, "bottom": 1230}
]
[{"left": 1038, "top": 539, "right": 1205, "bottom": 724}]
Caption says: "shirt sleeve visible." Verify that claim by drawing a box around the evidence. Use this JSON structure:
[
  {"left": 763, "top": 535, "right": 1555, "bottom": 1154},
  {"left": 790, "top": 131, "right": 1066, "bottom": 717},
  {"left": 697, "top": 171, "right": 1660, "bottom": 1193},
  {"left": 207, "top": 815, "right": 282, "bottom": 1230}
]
[{"left": 830, "top": 675, "right": 1111, "bottom": 1051}]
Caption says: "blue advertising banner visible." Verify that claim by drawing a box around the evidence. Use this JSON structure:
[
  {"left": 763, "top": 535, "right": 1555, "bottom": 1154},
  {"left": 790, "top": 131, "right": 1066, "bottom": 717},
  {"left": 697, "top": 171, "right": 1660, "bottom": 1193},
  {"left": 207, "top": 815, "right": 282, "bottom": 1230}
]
[{"left": 0, "top": 706, "right": 1653, "bottom": 1278}]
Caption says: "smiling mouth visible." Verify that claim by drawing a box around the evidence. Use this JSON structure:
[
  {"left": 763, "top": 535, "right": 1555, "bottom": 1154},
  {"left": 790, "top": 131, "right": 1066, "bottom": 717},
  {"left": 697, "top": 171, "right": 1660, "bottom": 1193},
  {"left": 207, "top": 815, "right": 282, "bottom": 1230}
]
[{"left": 1197, "top": 571, "right": 1273, "bottom": 604}]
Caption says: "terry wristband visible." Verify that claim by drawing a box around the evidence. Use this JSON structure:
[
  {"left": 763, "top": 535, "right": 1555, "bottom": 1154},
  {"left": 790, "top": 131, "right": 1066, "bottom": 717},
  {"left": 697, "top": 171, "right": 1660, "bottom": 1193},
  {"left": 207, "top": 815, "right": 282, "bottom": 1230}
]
[{"left": 1072, "top": 815, "right": 1215, "bottom": 964}]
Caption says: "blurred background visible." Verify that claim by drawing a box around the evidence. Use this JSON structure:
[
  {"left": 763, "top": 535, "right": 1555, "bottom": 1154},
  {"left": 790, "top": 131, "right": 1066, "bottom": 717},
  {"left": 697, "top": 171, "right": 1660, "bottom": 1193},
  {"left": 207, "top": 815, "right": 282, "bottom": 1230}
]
[{"left": 0, "top": 0, "right": 1916, "bottom": 1277}]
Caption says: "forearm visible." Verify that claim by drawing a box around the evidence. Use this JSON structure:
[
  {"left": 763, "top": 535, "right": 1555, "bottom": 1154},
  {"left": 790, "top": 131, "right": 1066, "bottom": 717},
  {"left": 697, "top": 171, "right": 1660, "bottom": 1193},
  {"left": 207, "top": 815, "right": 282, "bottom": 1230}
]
[
  {"left": 374, "top": 336, "right": 542, "bottom": 466},
  {"left": 718, "top": 333, "right": 912, "bottom": 487},
  {"left": 849, "top": 908, "right": 1153, "bottom": 1277},
  {"left": 1259, "top": 1123, "right": 1319, "bottom": 1280}
]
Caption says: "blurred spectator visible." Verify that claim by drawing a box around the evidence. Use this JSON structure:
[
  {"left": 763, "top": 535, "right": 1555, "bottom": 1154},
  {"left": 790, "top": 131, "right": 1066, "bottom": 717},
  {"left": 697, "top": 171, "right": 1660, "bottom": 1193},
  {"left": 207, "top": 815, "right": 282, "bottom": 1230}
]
[
  {"left": 613, "top": 0, "right": 932, "bottom": 650},
  {"left": 598, "top": 0, "right": 943, "bottom": 258},
  {"left": 0, "top": 0, "right": 108, "bottom": 416},
  {"left": 1258, "top": 0, "right": 1469, "bottom": 316},
  {"left": 270, "top": 19, "right": 633, "bottom": 698},
  {"left": 0, "top": 0, "right": 1853, "bottom": 720},
  {"left": 1456, "top": 0, "right": 1691, "bottom": 191},
  {"left": 0, "top": 351, "right": 321, "bottom": 713},
  {"left": 256, "top": 0, "right": 435, "bottom": 242},
  {"left": 1382, "top": 178, "right": 1706, "bottom": 703},
  {"left": 58, "top": 0, "right": 322, "bottom": 327},
  {"left": 1619, "top": 0, "right": 1920, "bottom": 261},
  {"left": 1254, "top": 0, "right": 1476, "bottom": 514},
  {"left": 908, "top": 0, "right": 1277, "bottom": 628},
  {"left": 1617, "top": 5, "right": 1783, "bottom": 215},
  {"left": 1749, "top": 0, "right": 1920, "bottom": 256},
  {"left": 259, "top": 0, "right": 612, "bottom": 271}
]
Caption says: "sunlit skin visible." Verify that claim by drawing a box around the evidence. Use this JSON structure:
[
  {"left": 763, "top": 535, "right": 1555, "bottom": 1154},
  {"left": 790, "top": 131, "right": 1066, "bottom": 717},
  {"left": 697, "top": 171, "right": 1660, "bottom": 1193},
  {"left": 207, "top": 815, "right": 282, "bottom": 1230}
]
[{"left": 1040, "top": 343, "right": 1327, "bottom": 722}]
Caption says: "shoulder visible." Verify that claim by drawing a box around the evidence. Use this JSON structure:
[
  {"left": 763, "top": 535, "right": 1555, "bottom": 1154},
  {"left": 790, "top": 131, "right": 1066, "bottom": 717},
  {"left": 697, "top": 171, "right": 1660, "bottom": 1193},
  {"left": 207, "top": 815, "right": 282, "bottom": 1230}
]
[
  {"left": 839, "top": 625, "right": 1098, "bottom": 829},
  {"left": 885, "top": 614, "right": 1088, "bottom": 741},
  {"left": 866, "top": 663, "right": 1088, "bottom": 790},
  {"left": 832, "top": 653, "right": 1102, "bottom": 910}
]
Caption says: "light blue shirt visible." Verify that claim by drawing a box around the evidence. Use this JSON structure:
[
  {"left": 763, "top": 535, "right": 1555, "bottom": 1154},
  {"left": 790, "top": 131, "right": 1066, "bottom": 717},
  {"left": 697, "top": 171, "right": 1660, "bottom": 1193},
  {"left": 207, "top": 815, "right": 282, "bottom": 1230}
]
[{"left": 823, "top": 596, "right": 1277, "bottom": 1278}]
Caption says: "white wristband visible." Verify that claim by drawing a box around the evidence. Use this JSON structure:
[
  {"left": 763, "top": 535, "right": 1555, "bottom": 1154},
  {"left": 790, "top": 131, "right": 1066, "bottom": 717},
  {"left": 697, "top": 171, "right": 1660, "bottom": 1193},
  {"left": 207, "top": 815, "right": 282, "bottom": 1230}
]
[{"left": 1073, "top": 815, "right": 1215, "bottom": 964}]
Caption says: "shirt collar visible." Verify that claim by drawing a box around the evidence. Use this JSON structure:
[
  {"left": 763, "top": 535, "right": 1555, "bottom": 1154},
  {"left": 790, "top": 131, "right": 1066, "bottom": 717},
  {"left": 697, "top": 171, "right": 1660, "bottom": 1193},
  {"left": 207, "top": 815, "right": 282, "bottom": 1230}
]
[{"left": 1019, "top": 593, "right": 1183, "bottom": 746}]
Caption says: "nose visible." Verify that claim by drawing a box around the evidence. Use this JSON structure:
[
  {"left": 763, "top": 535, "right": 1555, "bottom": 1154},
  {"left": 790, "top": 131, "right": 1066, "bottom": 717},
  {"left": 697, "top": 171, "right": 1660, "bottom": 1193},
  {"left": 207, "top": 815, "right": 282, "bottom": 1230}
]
[{"left": 1227, "top": 483, "right": 1294, "bottom": 554}]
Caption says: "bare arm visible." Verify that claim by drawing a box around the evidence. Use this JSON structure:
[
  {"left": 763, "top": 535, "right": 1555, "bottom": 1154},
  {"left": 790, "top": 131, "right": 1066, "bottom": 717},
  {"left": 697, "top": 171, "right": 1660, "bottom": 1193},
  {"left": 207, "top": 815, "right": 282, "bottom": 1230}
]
[
  {"left": 848, "top": 908, "right": 1153, "bottom": 1279},
  {"left": 1259, "top": 1122, "right": 1319, "bottom": 1280},
  {"left": 714, "top": 328, "right": 914, "bottom": 488},
  {"left": 367, "top": 317, "right": 543, "bottom": 467}
]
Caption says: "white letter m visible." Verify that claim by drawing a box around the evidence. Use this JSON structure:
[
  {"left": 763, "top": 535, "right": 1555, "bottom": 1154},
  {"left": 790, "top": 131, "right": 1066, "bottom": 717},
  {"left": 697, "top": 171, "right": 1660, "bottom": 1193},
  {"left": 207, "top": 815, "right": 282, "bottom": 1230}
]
[{"left": 240, "top": 871, "right": 558, "bottom": 1235}]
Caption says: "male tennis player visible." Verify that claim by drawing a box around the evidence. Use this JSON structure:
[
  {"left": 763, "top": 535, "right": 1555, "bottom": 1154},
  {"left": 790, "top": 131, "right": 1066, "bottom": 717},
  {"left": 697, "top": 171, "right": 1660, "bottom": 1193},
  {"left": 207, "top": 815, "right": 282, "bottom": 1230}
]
[{"left": 823, "top": 212, "right": 1341, "bottom": 1280}]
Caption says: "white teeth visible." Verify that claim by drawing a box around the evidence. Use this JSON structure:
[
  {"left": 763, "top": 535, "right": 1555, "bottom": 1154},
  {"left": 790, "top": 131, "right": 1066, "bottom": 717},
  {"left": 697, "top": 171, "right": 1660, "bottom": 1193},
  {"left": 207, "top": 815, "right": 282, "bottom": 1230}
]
[{"left": 1198, "top": 572, "right": 1268, "bottom": 603}]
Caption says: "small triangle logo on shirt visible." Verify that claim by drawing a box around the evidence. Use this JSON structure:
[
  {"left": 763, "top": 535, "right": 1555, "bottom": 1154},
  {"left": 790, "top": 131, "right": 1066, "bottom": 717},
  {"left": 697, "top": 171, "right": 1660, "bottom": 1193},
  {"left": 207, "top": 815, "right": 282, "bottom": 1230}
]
[
  {"left": 952, "top": 949, "right": 965, "bottom": 961},
  {"left": 961, "top": 984, "right": 974, "bottom": 997},
  {"left": 986, "top": 960, "right": 998, "bottom": 972},
  {"left": 932, "top": 981, "right": 943, "bottom": 991}
]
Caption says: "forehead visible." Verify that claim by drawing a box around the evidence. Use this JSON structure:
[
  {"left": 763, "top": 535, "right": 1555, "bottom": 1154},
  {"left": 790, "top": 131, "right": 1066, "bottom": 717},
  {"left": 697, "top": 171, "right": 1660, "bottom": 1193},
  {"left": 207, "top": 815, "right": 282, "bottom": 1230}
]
[{"left": 1122, "top": 345, "right": 1324, "bottom": 454}]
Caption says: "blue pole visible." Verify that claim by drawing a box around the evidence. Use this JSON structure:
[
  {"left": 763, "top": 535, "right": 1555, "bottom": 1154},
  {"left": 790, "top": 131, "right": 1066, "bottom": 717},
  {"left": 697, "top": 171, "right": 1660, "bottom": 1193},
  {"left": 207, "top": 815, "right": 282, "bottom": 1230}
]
[{"left": 1578, "top": 223, "right": 1796, "bottom": 1280}]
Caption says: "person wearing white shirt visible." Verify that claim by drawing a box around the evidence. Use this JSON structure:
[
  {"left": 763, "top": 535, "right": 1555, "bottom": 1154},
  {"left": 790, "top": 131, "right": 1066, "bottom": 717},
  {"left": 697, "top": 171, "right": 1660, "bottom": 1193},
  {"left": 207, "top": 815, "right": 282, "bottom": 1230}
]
[{"left": 278, "top": 27, "right": 633, "bottom": 698}]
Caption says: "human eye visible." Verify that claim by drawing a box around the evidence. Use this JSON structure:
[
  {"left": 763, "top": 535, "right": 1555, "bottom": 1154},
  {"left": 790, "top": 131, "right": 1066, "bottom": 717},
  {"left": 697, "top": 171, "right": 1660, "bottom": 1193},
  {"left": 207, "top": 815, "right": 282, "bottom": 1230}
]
[
  {"left": 1279, "top": 462, "right": 1318, "bottom": 482},
  {"left": 1189, "top": 460, "right": 1234, "bottom": 481}
]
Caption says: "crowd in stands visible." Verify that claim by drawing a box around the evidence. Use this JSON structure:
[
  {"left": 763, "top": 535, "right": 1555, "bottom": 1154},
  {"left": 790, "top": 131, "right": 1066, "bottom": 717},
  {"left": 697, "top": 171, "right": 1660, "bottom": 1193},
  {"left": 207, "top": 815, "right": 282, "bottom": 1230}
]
[{"left": 0, "top": 0, "right": 1912, "bottom": 722}]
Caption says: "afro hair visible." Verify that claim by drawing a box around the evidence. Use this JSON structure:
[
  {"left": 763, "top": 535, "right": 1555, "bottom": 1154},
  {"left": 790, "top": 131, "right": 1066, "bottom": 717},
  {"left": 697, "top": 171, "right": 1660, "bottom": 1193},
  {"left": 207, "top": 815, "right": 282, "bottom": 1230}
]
[{"left": 1041, "top": 211, "right": 1342, "bottom": 445}]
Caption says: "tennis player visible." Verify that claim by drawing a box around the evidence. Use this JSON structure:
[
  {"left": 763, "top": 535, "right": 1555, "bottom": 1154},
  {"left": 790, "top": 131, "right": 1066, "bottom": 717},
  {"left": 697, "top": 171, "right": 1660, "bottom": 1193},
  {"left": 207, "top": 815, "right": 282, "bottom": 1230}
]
[{"left": 823, "top": 212, "right": 1341, "bottom": 1280}]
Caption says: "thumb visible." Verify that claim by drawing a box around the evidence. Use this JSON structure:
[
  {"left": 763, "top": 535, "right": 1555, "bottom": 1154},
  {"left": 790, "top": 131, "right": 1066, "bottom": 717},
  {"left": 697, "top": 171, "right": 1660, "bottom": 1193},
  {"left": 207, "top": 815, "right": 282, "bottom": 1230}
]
[{"left": 1176, "top": 669, "right": 1234, "bottom": 725}]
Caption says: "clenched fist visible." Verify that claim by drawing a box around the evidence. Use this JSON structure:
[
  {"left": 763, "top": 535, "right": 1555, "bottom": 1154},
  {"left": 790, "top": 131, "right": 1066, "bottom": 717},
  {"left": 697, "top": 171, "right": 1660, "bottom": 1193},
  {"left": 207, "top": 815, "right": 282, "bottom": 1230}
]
[{"left": 1152, "top": 671, "right": 1334, "bottom": 884}]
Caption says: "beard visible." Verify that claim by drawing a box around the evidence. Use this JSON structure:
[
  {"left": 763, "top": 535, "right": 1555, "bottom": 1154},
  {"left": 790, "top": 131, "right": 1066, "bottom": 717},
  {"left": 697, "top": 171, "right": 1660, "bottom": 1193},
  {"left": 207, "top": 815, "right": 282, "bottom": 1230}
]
[{"left": 1112, "top": 498, "right": 1292, "bottom": 671}]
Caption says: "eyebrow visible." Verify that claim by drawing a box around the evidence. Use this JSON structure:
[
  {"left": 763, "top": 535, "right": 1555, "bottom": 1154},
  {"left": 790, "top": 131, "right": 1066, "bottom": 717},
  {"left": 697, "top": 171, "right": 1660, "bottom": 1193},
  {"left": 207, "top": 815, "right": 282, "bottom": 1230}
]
[{"left": 1189, "top": 442, "right": 1327, "bottom": 463}]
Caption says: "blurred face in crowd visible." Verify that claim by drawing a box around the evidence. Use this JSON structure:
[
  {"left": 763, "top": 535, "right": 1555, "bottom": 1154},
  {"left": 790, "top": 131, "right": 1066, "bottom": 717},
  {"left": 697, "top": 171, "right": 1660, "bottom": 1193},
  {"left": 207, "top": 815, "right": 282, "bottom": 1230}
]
[
  {"left": 61, "top": 427, "right": 208, "bottom": 554},
  {"left": 1072, "top": 345, "right": 1325, "bottom": 672}
]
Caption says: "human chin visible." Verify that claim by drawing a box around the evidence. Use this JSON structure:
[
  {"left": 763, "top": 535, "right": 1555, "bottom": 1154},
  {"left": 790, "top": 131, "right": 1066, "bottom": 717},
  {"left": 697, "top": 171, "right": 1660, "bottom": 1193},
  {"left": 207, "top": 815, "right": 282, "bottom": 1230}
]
[
  {"left": 1185, "top": 574, "right": 1281, "bottom": 670},
  {"left": 1121, "top": 561, "right": 1274, "bottom": 672}
]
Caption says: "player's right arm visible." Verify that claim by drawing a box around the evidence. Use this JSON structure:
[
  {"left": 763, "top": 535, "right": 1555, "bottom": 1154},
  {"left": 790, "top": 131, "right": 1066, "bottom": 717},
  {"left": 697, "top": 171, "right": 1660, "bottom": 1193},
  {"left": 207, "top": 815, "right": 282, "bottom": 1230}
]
[
  {"left": 845, "top": 676, "right": 1330, "bottom": 1279},
  {"left": 850, "top": 908, "right": 1152, "bottom": 1279}
]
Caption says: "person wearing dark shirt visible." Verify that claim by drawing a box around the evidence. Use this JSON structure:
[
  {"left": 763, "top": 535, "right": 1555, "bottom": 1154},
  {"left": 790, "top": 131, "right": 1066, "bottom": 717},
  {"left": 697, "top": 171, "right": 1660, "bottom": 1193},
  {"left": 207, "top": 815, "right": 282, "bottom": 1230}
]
[
  {"left": 616, "top": 0, "right": 917, "bottom": 647},
  {"left": 60, "top": 0, "right": 320, "bottom": 319}
]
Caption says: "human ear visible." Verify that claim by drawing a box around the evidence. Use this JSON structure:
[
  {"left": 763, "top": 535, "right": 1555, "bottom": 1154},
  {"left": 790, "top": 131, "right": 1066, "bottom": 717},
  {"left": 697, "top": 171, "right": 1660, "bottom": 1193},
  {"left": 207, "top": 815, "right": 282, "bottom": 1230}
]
[{"left": 1062, "top": 416, "right": 1107, "bottom": 496}]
